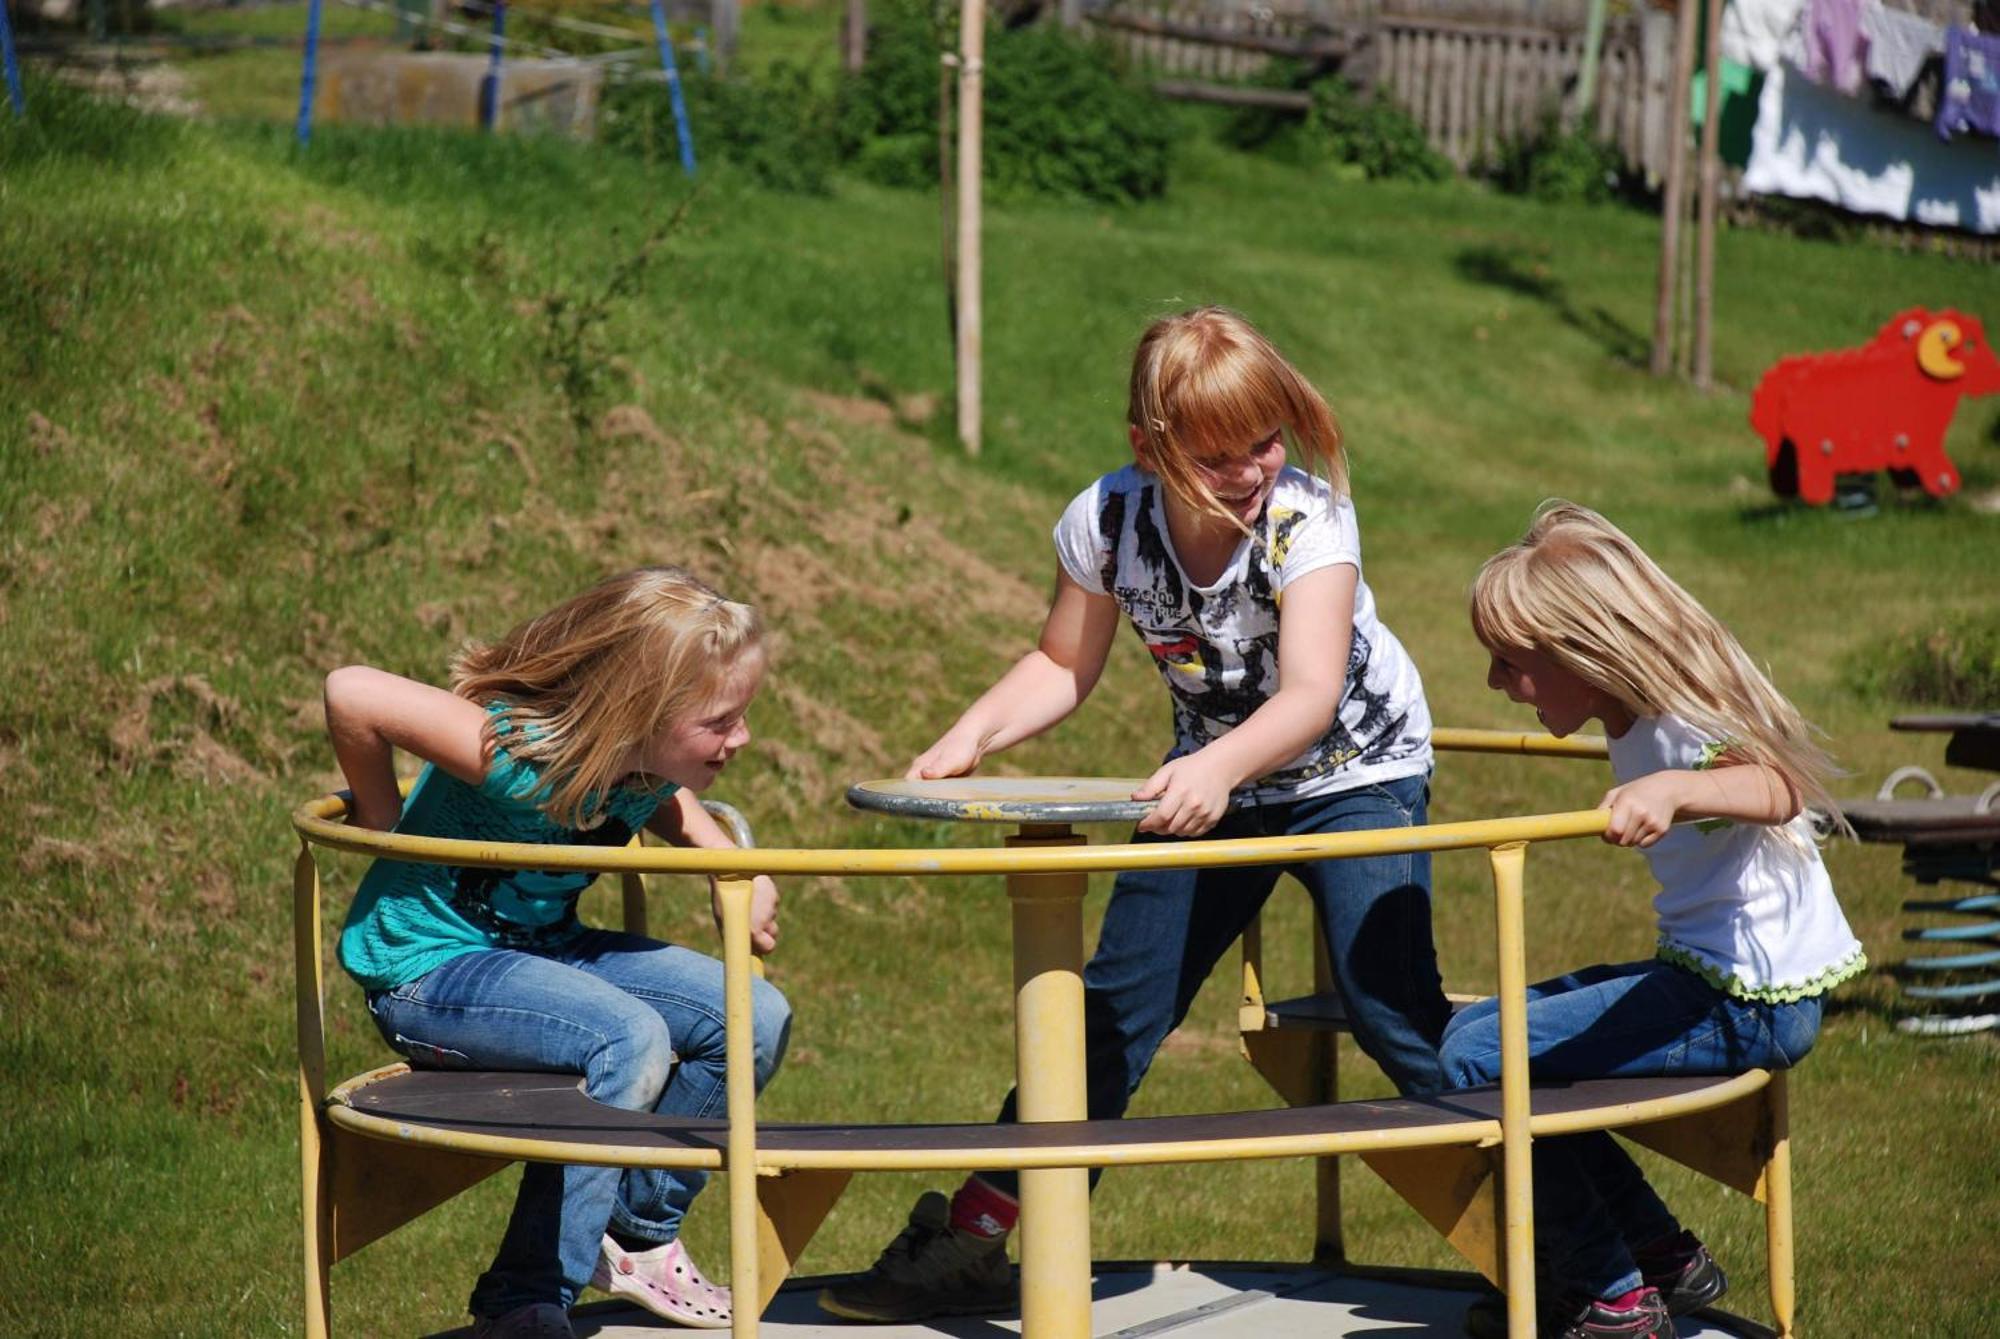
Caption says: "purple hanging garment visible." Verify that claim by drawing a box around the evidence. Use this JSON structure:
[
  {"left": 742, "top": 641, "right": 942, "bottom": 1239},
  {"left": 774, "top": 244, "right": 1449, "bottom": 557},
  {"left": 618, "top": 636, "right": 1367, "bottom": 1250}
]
[
  {"left": 1937, "top": 26, "right": 2000, "bottom": 140},
  {"left": 1802, "top": 0, "right": 1868, "bottom": 92}
]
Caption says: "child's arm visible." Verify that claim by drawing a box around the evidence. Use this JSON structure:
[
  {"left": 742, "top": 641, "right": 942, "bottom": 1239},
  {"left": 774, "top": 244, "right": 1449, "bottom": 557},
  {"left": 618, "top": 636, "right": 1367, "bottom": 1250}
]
[
  {"left": 648, "top": 790, "right": 781, "bottom": 955},
  {"left": 1598, "top": 758, "right": 1801, "bottom": 848},
  {"left": 906, "top": 569, "right": 1121, "bottom": 779},
  {"left": 1134, "top": 564, "right": 1358, "bottom": 836},
  {"left": 323, "top": 665, "right": 491, "bottom": 831}
]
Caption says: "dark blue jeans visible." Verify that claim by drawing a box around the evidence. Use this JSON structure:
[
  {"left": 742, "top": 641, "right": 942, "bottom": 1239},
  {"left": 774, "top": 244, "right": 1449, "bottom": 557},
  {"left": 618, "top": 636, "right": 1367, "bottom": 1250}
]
[
  {"left": 981, "top": 773, "right": 1449, "bottom": 1197},
  {"left": 1440, "top": 958, "right": 1823, "bottom": 1299},
  {"left": 366, "top": 929, "right": 792, "bottom": 1317}
]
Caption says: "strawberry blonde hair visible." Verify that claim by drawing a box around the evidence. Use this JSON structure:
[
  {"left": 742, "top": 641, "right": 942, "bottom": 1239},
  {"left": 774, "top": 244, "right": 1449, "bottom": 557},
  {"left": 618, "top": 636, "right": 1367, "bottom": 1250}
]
[
  {"left": 1127, "top": 306, "right": 1347, "bottom": 530},
  {"left": 450, "top": 566, "right": 763, "bottom": 827},
  {"left": 1470, "top": 501, "right": 1845, "bottom": 830}
]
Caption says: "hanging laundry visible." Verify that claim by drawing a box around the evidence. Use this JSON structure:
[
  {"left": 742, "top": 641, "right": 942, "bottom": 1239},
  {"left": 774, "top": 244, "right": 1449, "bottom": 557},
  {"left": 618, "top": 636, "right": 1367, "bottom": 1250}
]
[
  {"left": 1745, "top": 61, "right": 2000, "bottom": 232},
  {"left": 1862, "top": 0, "right": 1944, "bottom": 102},
  {"left": 1800, "top": 0, "right": 1868, "bottom": 92},
  {"left": 1724, "top": 0, "right": 1807, "bottom": 70},
  {"left": 1937, "top": 26, "right": 2000, "bottom": 141}
]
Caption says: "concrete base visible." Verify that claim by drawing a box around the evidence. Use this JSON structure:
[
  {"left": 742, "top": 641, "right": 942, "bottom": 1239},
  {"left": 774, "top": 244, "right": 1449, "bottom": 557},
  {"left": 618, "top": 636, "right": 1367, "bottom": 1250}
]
[
  {"left": 316, "top": 52, "right": 602, "bottom": 138},
  {"left": 430, "top": 1264, "right": 1773, "bottom": 1338}
]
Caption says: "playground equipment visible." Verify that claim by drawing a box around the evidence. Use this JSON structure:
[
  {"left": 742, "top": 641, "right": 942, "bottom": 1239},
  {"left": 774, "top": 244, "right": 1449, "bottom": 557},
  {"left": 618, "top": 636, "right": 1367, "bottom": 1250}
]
[
  {"left": 293, "top": 730, "right": 1798, "bottom": 1338},
  {"left": 1837, "top": 713, "right": 2000, "bottom": 1035},
  {"left": 1751, "top": 308, "right": 2000, "bottom": 506}
]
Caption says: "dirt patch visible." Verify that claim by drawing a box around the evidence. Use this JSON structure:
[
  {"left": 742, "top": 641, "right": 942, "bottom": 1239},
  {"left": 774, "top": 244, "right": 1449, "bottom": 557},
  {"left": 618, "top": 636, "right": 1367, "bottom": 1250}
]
[
  {"left": 799, "top": 389, "right": 898, "bottom": 433},
  {"left": 597, "top": 403, "right": 674, "bottom": 450},
  {"left": 110, "top": 674, "right": 267, "bottom": 783},
  {"left": 774, "top": 680, "right": 889, "bottom": 770},
  {"left": 25, "top": 412, "right": 75, "bottom": 458}
]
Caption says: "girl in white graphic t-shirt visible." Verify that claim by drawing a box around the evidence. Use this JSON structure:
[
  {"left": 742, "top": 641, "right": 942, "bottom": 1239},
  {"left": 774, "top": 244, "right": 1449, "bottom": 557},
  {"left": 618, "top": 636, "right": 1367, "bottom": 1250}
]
[
  {"left": 1445, "top": 500, "right": 1864, "bottom": 1339},
  {"left": 818, "top": 306, "right": 1449, "bottom": 1324}
]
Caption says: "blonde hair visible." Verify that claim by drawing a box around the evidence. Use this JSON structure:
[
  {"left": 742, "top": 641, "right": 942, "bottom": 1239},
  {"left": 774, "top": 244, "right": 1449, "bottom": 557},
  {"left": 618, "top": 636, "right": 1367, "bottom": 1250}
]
[
  {"left": 450, "top": 566, "right": 763, "bottom": 827},
  {"left": 1470, "top": 501, "right": 1844, "bottom": 829},
  {"left": 1127, "top": 306, "right": 1347, "bottom": 529}
]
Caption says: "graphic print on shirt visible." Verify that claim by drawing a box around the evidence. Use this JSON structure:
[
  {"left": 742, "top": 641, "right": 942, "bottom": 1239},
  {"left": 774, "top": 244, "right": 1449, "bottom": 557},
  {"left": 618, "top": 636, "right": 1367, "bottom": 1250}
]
[
  {"left": 1104, "top": 491, "right": 1367, "bottom": 790},
  {"left": 448, "top": 813, "right": 634, "bottom": 948}
]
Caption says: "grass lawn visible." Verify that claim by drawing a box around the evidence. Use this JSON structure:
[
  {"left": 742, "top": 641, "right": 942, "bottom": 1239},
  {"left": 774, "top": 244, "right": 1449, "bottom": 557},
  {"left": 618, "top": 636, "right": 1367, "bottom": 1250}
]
[{"left": 3, "top": 44, "right": 1999, "bottom": 1338}]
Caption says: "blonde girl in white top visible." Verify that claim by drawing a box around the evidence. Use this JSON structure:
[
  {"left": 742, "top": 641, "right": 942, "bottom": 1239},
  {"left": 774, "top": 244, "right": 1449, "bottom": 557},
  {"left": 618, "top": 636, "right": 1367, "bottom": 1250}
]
[{"left": 1442, "top": 500, "right": 1864, "bottom": 1339}]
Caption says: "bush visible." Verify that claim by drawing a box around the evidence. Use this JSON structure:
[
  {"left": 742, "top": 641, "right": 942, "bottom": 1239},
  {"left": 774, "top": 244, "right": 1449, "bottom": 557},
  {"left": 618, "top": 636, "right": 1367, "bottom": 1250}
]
[
  {"left": 840, "top": 0, "right": 1176, "bottom": 203},
  {"left": 601, "top": 62, "right": 843, "bottom": 194},
  {"left": 1848, "top": 614, "right": 2000, "bottom": 709},
  {"left": 1492, "top": 114, "right": 1629, "bottom": 204},
  {"left": 1304, "top": 78, "right": 1451, "bottom": 182}
]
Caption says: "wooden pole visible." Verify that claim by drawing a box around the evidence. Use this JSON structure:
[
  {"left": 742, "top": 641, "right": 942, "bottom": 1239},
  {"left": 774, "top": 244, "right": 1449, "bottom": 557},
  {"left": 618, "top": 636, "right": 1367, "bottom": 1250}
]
[
  {"left": 955, "top": 0, "right": 984, "bottom": 457},
  {"left": 1649, "top": 0, "right": 1698, "bottom": 378},
  {"left": 1574, "top": 0, "right": 1609, "bottom": 130},
  {"left": 1692, "top": 0, "right": 1724, "bottom": 390},
  {"left": 844, "top": 0, "right": 868, "bottom": 72},
  {"left": 939, "top": 46, "right": 958, "bottom": 352}
]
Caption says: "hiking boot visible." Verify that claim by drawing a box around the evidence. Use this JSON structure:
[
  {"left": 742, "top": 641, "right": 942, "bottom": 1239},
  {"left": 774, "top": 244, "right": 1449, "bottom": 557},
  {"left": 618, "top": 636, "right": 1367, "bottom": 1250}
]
[
  {"left": 470, "top": 1302, "right": 575, "bottom": 1339},
  {"left": 1638, "top": 1232, "right": 1728, "bottom": 1316},
  {"left": 816, "top": 1191, "right": 1016, "bottom": 1322},
  {"left": 590, "top": 1234, "right": 732, "bottom": 1329}
]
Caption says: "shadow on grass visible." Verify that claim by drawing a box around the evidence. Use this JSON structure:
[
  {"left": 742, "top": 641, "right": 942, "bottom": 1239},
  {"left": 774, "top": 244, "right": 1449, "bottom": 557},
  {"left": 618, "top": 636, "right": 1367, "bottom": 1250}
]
[{"left": 1453, "top": 245, "right": 1648, "bottom": 367}]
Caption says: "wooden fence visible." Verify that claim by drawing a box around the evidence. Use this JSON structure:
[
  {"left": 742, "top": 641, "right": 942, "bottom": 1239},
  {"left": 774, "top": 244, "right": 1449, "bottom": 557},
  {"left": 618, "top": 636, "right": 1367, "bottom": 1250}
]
[
  {"left": 1085, "top": 0, "right": 1679, "bottom": 181},
  {"left": 1373, "top": 9, "right": 1672, "bottom": 174}
]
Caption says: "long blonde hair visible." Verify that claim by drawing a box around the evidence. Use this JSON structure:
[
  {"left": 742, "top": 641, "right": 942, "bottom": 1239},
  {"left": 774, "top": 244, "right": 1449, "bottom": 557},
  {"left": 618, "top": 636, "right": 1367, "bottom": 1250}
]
[
  {"left": 1127, "top": 306, "right": 1347, "bottom": 529},
  {"left": 1470, "top": 501, "right": 1843, "bottom": 827},
  {"left": 451, "top": 566, "right": 763, "bottom": 827}
]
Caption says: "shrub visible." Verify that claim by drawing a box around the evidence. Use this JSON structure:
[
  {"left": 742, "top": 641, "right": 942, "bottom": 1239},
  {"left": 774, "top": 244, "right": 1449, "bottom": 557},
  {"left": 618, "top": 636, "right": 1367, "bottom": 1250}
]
[
  {"left": 840, "top": 0, "right": 1176, "bottom": 203},
  {"left": 1848, "top": 614, "right": 2000, "bottom": 709},
  {"left": 601, "top": 62, "right": 843, "bottom": 194},
  {"left": 1491, "top": 113, "right": 1629, "bottom": 204},
  {"left": 1304, "top": 77, "right": 1451, "bottom": 182}
]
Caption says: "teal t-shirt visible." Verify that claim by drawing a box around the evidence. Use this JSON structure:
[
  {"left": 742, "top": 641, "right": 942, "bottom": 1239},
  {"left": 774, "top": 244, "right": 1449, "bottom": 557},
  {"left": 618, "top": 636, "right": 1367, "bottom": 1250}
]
[{"left": 337, "top": 704, "right": 678, "bottom": 991}]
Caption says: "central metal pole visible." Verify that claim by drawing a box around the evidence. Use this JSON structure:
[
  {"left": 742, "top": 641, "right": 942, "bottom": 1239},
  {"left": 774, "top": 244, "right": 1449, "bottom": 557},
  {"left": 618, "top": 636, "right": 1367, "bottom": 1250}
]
[{"left": 1007, "top": 823, "right": 1091, "bottom": 1338}]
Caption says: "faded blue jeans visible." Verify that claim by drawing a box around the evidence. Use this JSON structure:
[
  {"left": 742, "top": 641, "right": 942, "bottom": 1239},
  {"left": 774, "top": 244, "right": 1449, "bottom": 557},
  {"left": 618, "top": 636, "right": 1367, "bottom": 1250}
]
[
  {"left": 366, "top": 929, "right": 792, "bottom": 1318},
  {"left": 1440, "top": 958, "right": 1822, "bottom": 1300},
  {"left": 981, "top": 773, "right": 1449, "bottom": 1197}
]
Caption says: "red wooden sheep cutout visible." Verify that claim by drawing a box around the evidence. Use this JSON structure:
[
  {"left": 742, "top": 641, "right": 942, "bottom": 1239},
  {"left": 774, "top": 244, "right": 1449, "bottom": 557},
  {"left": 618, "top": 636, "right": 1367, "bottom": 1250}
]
[{"left": 1750, "top": 308, "right": 2000, "bottom": 505}]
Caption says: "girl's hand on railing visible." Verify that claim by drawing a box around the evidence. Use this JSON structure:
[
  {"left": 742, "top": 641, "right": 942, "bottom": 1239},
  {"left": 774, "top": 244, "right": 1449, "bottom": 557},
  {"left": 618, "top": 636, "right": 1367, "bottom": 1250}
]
[
  {"left": 748, "top": 874, "right": 781, "bottom": 955},
  {"left": 1133, "top": 754, "right": 1233, "bottom": 837},
  {"left": 713, "top": 873, "right": 782, "bottom": 955},
  {"left": 1597, "top": 774, "right": 1681, "bottom": 848}
]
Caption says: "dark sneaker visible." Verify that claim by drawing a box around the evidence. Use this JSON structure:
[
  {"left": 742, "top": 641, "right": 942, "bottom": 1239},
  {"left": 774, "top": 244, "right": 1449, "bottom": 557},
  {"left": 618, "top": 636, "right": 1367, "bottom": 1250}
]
[
  {"left": 1639, "top": 1233, "right": 1728, "bottom": 1316},
  {"left": 817, "top": 1191, "right": 1015, "bottom": 1322},
  {"left": 1464, "top": 1284, "right": 1671, "bottom": 1339},
  {"left": 470, "top": 1302, "right": 575, "bottom": 1339},
  {"left": 1551, "top": 1286, "right": 1672, "bottom": 1339}
]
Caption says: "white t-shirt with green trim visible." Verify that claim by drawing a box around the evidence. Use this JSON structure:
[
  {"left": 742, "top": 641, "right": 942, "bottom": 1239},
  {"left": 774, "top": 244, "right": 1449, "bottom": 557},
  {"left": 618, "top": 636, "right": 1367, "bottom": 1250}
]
[{"left": 1608, "top": 713, "right": 1865, "bottom": 1001}]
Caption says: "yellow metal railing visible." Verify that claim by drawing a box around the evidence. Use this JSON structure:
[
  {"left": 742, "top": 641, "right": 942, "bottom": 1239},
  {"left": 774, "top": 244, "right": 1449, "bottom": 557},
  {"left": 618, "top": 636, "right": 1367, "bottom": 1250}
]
[{"left": 288, "top": 729, "right": 1796, "bottom": 1339}]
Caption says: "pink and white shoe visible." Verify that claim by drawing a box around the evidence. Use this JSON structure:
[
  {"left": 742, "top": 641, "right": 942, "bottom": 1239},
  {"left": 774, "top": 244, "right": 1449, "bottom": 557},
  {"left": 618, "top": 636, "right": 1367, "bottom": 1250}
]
[{"left": 590, "top": 1235, "right": 733, "bottom": 1329}]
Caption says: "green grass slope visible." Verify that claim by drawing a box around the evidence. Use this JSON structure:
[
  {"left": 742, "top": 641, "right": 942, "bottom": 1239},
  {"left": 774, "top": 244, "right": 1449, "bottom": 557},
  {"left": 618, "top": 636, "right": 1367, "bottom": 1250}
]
[{"left": 3, "top": 78, "right": 1998, "bottom": 1336}]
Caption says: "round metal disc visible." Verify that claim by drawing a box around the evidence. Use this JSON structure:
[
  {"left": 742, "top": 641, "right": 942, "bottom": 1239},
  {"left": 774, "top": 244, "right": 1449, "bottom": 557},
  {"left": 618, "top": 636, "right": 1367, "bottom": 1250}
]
[{"left": 846, "top": 776, "right": 1156, "bottom": 824}]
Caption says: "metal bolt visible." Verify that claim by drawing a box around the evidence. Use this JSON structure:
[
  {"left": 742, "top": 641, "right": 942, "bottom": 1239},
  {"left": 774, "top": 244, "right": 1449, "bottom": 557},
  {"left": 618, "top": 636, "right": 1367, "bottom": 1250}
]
[
  {"left": 1904, "top": 319, "right": 1921, "bottom": 338},
  {"left": 1895, "top": 434, "right": 1909, "bottom": 450},
  {"left": 1939, "top": 474, "right": 1951, "bottom": 489},
  {"left": 1820, "top": 440, "right": 1834, "bottom": 455}
]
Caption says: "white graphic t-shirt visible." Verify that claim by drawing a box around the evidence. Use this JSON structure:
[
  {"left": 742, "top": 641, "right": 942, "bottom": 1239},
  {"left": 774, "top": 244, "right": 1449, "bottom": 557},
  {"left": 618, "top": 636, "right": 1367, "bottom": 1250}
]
[{"left": 1053, "top": 463, "right": 1432, "bottom": 804}]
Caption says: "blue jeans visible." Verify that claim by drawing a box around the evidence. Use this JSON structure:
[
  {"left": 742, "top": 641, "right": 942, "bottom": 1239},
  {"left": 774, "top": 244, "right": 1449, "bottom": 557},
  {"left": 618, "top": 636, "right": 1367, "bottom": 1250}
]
[
  {"left": 366, "top": 929, "right": 792, "bottom": 1317},
  {"left": 1439, "top": 958, "right": 1822, "bottom": 1299},
  {"left": 981, "top": 774, "right": 1449, "bottom": 1197}
]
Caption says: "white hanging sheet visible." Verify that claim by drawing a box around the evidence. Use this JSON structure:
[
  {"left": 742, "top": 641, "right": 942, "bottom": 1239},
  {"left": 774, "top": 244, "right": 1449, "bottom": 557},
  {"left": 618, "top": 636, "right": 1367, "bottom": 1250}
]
[{"left": 1742, "top": 60, "right": 2000, "bottom": 232}]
